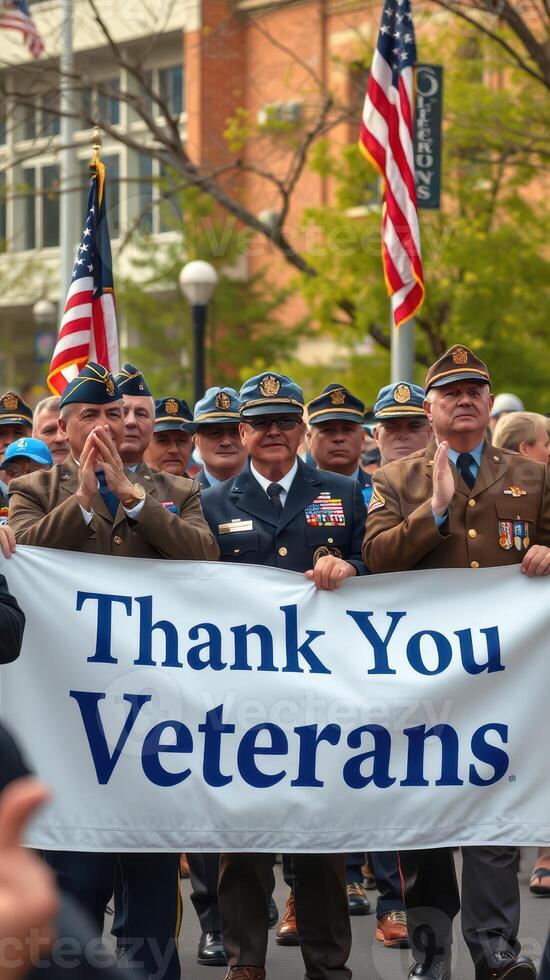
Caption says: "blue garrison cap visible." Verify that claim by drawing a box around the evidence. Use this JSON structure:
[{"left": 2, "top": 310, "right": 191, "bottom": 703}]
[
  {"left": 307, "top": 384, "right": 365, "bottom": 425},
  {"left": 239, "top": 373, "right": 304, "bottom": 417},
  {"left": 194, "top": 387, "right": 240, "bottom": 426},
  {"left": 373, "top": 382, "right": 427, "bottom": 420},
  {"left": 0, "top": 437, "right": 53, "bottom": 469},
  {"left": 154, "top": 397, "right": 195, "bottom": 433},
  {"left": 59, "top": 363, "right": 121, "bottom": 408},
  {"left": 114, "top": 363, "right": 152, "bottom": 397},
  {"left": 0, "top": 391, "right": 33, "bottom": 429}
]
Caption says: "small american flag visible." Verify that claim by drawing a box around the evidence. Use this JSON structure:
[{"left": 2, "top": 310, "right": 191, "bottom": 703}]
[
  {"left": 0, "top": 0, "right": 44, "bottom": 58},
  {"left": 48, "top": 158, "right": 119, "bottom": 395},
  {"left": 359, "top": 0, "right": 424, "bottom": 328}
]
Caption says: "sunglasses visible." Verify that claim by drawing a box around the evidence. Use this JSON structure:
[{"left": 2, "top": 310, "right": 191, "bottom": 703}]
[{"left": 244, "top": 416, "right": 302, "bottom": 431}]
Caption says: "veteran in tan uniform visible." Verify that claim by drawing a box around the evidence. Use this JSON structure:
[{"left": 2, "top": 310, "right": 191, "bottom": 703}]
[
  {"left": 363, "top": 345, "right": 550, "bottom": 980},
  {"left": 9, "top": 362, "right": 218, "bottom": 562},
  {"left": 7, "top": 361, "right": 218, "bottom": 980}
]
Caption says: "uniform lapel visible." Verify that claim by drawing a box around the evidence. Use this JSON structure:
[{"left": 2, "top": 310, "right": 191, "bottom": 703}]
[
  {"left": 471, "top": 442, "right": 508, "bottom": 496},
  {"left": 231, "top": 467, "right": 279, "bottom": 527},
  {"left": 277, "top": 459, "right": 322, "bottom": 532}
]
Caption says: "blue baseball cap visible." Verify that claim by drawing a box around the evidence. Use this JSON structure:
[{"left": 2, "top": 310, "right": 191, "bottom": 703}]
[
  {"left": 60, "top": 362, "right": 121, "bottom": 408},
  {"left": 373, "top": 382, "right": 427, "bottom": 420},
  {"left": 0, "top": 437, "right": 53, "bottom": 469},
  {"left": 307, "top": 384, "right": 365, "bottom": 425},
  {"left": 239, "top": 373, "right": 304, "bottom": 417},
  {"left": 194, "top": 387, "right": 240, "bottom": 426}
]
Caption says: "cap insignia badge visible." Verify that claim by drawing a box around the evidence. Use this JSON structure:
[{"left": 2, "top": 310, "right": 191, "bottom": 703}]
[
  {"left": 452, "top": 347, "right": 468, "bottom": 365},
  {"left": 165, "top": 398, "right": 179, "bottom": 415},
  {"left": 330, "top": 389, "right": 346, "bottom": 406},
  {"left": 394, "top": 384, "right": 411, "bottom": 404},
  {"left": 216, "top": 391, "right": 232, "bottom": 410},
  {"left": 2, "top": 393, "right": 18, "bottom": 410},
  {"left": 259, "top": 375, "right": 280, "bottom": 397},
  {"left": 106, "top": 378, "right": 115, "bottom": 397}
]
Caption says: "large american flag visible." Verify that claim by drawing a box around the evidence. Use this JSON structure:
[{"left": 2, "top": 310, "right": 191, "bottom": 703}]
[
  {"left": 48, "top": 159, "right": 119, "bottom": 395},
  {"left": 359, "top": 0, "right": 424, "bottom": 328},
  {"left": 0, "top": 0, "right": 44, "bottom": 58}
]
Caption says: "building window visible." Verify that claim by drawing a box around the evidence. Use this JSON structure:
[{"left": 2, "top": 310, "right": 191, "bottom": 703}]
[
  {"left": 17, "top": 165, "right": 60, "bottom": 250},
  {"left": 78, "top": 77, "right": 121, "bottom": 130},
  {"left": 98, "top": 78, "right": 121, "bottom": 126},
  {"left": 138, "top": 64, "right": 184, "bottom": 119},
  {"left": 138, "top": 153, "right": 182, "bottom": 235},
  {"left": 42, "top": 90, "right": 60, "bottom": 137},
  {"left": 158, "top": 65, "right": 184, "bottom": 116},
  {"left": 42, "top": 164, "right": 60, "bottom": 247},
  {"left": 21, "top": 167, "right": 35, "bottom": 249}
]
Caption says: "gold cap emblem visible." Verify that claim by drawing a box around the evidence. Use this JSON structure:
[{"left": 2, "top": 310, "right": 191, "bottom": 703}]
[
  {"left": 452, "top": 347, "right": 468, "bottom": 365},
  {"left": 394, "top": 384, "right": 411, "bottom": 404},
  {"left": 259, "top": 375, "right": 280, "bottom": 398},
  {"left": 2, "top": 393, "right": 18, "bottom": 411},
  {"left": 216, "top": 391, "right": 232, "bottom": 410},
  {"left": 106, "top": 378, "right": 115, "bottom": 397},
  {"left": 165, "top": 398, "right": 179, "bottom": 415},
  {"left": 330, "top": 388, "right": 346, "bottom": 406}
]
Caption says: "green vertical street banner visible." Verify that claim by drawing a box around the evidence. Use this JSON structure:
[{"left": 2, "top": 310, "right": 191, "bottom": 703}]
[{"left": 415, "top": 65, "right": 443, "bottom": 209}]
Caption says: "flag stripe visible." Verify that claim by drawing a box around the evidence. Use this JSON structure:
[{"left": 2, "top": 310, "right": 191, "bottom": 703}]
[
  {"left": 359, "top": 0, "right": 425, "bottom": 328},
  {"left": 0, "top": 1, "right": 44, "bottom": 57}
]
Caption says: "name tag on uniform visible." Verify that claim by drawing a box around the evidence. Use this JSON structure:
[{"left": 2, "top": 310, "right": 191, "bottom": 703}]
[{"left": 218, "top": 519, "right": 254, "bottom": 534}]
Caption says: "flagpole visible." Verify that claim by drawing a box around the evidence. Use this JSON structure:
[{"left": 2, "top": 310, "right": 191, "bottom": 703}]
[
  {"left": 59, "top": 0, "right": 79, "bottom": 296},
  {"left": 390, "top": 317, "right": 415, "bottom": 383}
]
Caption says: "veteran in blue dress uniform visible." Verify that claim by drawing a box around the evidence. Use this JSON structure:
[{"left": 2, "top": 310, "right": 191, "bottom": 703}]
[
  {"left": 306, "top": 384, "right": 372, "bottom": 507},
  {"left": 144, "top": 396, "right": 196, "bottom": 477},
  {"left": 192, "top": 386, "right": 247, "bottom": 490},
  {"left": 201, "top": 372, "right": 368, "bottom": 980},
  {"left": 370, "top": 381, "right": 431, "bottom": 466}
]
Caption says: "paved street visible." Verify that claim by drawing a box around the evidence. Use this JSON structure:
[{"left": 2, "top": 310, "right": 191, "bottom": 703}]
[{"left": 165, "top": 849, "right": 549, "bottom": 980}]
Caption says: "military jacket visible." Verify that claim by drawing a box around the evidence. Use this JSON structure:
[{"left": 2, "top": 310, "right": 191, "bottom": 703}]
[
  {"left": 202, "top": 458, "right": 368, "bottom": 574},
  {"left": 9, "top": 458, "right": 219, "bottom": 561},
  {"left": 363, "top": 441, "right": 550, "bottom": 572}
]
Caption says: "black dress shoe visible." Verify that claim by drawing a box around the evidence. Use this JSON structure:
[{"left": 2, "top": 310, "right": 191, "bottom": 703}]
[
  {"left": 408, "top": 956, "right": 451, "bottom": 980},
  {"left": 197, "top": 931, "right": 226, "bottom": 967},
  {"left": 268, "top": 894, "right": 279, "bottom": 928},
  {"left": 347, "top": 882, "right": 371, "bottom": 916},
  {"left": 483, "top": 952, "right": 536, "bottom": 980}
]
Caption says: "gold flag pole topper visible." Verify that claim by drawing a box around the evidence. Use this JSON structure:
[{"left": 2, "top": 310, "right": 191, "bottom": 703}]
[{"left": 89, "top": 126, "right": 105, "bottom": 201}]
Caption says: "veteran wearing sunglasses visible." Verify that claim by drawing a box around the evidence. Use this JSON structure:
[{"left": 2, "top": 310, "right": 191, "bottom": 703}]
[{"left": 201, "top": 371, "right": 368, "bottom": 980}]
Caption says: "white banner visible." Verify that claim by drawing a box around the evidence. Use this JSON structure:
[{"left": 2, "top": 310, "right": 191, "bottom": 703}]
[{"left": 1, "top": 546, "right": 549, "bottom": 852}]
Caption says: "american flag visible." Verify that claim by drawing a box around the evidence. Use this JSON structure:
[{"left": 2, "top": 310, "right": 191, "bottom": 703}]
[
  {"left": 48, "top": 158, "right": 119, "bottom": 395},
  {"left": 359, "top": 0, "right": 425, "bottom": 328},
  {"left": 0, "top": 0, "right": 44, "bottom": 58}
]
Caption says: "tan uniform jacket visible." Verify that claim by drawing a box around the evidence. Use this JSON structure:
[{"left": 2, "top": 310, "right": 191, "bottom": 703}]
[
  {"left": 362, "top": 441, "right": 550, "bottom": 572},
  {"left": 9, "top": 459, "right": 219, "bottom": 561}
]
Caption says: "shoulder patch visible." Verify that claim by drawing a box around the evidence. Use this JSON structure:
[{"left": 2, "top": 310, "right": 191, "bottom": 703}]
[{"left": 368, "top": 487, "right": 386, "bottom": 514}]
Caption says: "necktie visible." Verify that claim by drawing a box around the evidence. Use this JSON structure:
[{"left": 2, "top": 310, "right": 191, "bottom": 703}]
[
  {"left": 96, "top": 470, "right": 119, "bottom": 519},
  {"left": 266, "top": 482, "right": 284, "bottom": 516},
  {"left": 456, "top": 453, "right": 476, "bottom": 490}
]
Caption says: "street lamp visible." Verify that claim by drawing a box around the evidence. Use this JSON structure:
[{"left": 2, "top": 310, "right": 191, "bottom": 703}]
[{"left": 178, "top": 260, "right": 218, "bottom": 405}]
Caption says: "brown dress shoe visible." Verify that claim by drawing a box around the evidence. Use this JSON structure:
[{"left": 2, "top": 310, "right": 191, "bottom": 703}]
[
  {"left": 275, "top": 894, "right": 300, "bottom": 946},
  {"left": 222, "top": 969, "right": 266, "bottom": 980},
  {"left": 376, "top": 910, "right": 410, "bottom": 948},
  {"left": 179, "top": 853, "right": 190, "bottom": 878}
]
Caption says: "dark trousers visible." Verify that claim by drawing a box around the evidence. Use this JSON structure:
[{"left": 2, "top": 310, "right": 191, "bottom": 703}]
[
  {"left": 187, "top": 852, "right": 221, "bottom": 932},
  {"left": 219, "top": 852, "right": 351, "bottom": 979},
  {"left": 539, "top": 932, "right": 550, "bottom": 980},
  {"left": 399, "top": 846, "right": 521, "bottom": 972},
  {"left": 44, "top": 850, "right": 182, "bottom": 980},
  {"left": 345, "top": 852, "right": 403, "bottom": 917}
]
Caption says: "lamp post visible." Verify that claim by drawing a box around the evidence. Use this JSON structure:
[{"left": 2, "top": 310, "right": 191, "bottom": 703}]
[{"left": 178, "top": 260, "right": 218, "bottom": 405}]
